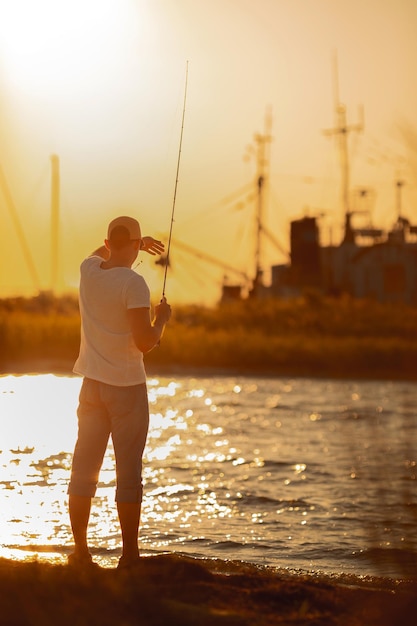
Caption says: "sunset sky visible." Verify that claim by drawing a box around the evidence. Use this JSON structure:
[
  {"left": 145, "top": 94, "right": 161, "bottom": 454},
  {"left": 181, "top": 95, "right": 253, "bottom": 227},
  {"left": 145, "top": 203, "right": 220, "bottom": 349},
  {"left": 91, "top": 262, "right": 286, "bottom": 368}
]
[{"left": 0, "top": 0, "right": 416, "bottom": 305}]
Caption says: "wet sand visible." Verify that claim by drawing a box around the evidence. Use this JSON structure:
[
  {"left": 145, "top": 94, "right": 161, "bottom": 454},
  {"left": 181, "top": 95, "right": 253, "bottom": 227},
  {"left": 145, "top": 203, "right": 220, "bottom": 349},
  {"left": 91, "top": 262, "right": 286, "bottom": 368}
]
[{"left": 1, "top": 554, "right": 415, "bottom": 625}]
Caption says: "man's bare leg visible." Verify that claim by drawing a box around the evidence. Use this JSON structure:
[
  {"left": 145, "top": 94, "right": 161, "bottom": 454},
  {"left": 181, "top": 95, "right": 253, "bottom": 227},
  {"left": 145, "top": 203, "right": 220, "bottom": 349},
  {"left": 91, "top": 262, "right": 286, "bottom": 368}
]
[
  {"left": 69, "top": 494, "right": 92, "bottom": 557},
  {"left": 117, "top": 501, "right": 141, "bottom": 563}
]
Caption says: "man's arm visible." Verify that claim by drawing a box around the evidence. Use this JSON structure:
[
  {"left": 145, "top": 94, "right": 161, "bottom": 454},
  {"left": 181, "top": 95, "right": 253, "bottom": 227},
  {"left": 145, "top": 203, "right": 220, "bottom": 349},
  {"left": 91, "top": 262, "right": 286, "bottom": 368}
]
[
  {"left": 89, "top": 245, "right": 109, "bottom": 260},
  {"left": 89, "top": 238, "right": 163, "bottom": 260},
  {"left": 127, "top": 297, "right": 171, "bottom": 353}
]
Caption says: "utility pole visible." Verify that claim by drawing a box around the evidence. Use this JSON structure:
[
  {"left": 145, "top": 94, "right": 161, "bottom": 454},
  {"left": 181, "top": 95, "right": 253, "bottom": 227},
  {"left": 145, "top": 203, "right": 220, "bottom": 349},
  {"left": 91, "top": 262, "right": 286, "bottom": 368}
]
[
  {"left": 323, "top": 53, "right": 363, "bottom": 243},
  {"left": 50, "top": 154, "right": 60, "bottom": 293}
]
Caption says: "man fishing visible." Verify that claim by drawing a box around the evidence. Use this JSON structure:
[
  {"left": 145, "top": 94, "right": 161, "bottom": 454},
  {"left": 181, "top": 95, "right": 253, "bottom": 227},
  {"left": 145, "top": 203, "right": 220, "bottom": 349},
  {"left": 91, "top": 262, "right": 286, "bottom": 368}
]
[{"left": 67, "top": 215, "right": 171, "bottom": 570}]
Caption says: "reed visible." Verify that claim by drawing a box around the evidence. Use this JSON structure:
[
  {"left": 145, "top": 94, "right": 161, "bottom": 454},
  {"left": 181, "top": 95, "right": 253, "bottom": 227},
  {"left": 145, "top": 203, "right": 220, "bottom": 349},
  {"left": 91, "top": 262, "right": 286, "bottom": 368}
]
[{"left": 1, "top": 294, "right": 417, "bottom": 379}]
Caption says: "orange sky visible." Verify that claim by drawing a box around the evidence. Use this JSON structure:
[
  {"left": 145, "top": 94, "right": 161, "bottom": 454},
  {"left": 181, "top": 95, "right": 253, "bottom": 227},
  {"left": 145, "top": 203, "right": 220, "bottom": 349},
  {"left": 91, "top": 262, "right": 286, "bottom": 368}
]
[{"left": 0, "top": 0, "right": 416, "bottom": 305}]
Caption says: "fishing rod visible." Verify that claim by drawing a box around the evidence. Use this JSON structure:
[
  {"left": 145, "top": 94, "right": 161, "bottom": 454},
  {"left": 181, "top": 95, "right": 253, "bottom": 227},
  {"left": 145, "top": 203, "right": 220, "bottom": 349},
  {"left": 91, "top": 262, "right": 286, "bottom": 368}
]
[{"left": 162, "top": 61, "right": 189, "bottom": 298}]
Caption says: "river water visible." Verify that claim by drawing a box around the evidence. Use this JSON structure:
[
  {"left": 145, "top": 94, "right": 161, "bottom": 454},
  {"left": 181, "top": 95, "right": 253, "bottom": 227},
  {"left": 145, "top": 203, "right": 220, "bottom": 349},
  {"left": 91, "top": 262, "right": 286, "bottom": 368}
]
[{"left": 0, "top": 373, "right": 416, "bottom": 580}]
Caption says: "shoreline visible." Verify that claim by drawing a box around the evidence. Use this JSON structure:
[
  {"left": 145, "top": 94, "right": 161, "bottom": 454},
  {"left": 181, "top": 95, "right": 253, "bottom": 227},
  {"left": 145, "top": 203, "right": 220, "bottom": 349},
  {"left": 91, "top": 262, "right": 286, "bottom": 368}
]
[
  {"left": 2, "top": 359, "right": 417, "bottom": 383},
  {"left": 1, "top": 553, "right": 416, "bottom": 625}
]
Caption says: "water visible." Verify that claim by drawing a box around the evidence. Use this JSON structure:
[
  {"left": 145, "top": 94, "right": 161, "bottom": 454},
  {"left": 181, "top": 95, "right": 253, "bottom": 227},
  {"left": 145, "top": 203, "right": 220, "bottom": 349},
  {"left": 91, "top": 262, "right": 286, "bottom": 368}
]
[{"left": 1, "top": 373, "right": 416, "bottom": 580}]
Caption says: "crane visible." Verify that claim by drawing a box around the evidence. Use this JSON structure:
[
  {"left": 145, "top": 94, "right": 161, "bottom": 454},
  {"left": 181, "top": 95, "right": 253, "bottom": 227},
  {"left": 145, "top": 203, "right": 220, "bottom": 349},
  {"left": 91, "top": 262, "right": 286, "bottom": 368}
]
[{"left": 155, "top": 237, "right": 251, "bottom": 299}]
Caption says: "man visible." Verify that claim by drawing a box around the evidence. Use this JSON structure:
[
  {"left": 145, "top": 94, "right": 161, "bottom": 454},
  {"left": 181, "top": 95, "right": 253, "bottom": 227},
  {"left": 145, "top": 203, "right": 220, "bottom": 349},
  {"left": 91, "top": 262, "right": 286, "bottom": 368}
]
[{"left": 68, "top": 215, "right": 171, "bottom": 570}]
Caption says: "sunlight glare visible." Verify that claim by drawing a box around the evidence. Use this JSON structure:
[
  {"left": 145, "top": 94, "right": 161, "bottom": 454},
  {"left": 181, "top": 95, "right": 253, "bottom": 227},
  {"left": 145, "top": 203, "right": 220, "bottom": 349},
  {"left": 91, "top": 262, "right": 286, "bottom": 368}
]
[
  {"left": 0, "top": 374, "right": 79, "bottom": 451},
  {"left": 187, "top": 388, "right": 204, "bottom": 398},
  {"left": 146, "top": 435, "right": 182, "bottom": 462},
  {"left": 148, "top": 381, "right": 181, "bottom": 404},
  {"left": 0, "top": 0, "right": 149, "bottom": 99}
]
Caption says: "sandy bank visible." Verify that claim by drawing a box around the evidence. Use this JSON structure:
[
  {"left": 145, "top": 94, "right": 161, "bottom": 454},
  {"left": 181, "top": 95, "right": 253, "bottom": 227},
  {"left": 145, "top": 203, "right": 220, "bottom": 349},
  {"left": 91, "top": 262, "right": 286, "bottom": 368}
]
[{"left": 0, "top": 554, "right": 415, "bottom": 626}]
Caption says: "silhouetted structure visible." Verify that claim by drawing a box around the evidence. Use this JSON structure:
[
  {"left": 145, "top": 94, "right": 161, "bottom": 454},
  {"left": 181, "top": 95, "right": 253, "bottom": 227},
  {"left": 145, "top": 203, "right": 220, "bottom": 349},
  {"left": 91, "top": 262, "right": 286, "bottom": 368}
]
[{"left": 269, "top": 211, "right": 417, "bottom": 305}]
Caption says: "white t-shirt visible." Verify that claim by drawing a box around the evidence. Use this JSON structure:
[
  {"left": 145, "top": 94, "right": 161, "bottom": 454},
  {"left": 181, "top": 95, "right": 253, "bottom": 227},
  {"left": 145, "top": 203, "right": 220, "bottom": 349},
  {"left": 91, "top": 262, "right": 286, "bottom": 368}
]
[{"left": 73, "top": 255, "right": 151, "bottom": 386}]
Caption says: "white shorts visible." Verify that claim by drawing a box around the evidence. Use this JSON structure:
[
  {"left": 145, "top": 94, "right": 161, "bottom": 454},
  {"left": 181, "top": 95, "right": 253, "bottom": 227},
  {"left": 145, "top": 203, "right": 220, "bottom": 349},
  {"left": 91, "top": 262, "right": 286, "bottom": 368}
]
[{"left": 68, "top": 378, "right": 149, "bottom": 503}]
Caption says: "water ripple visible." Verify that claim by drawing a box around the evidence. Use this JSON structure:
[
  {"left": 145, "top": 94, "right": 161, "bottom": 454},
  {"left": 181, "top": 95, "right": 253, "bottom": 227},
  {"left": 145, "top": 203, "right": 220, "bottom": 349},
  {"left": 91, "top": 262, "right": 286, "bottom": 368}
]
[{"left": 1, "top": 373, "right": 416, "bottom": 579}]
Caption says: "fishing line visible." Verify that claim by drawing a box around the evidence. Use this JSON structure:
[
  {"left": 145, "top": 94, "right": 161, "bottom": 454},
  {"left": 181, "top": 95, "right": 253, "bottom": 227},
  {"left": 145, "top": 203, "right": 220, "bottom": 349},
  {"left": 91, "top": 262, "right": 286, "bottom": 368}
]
[{"left": 162, "top": 60, "right": 189, "bottom": 298}]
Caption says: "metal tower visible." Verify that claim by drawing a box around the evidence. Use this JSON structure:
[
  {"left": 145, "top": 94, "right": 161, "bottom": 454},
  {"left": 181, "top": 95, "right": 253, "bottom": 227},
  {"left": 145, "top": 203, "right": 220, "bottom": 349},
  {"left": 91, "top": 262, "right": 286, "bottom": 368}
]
[
  {"left": 323, "top": 53, "right": 364, "bottom": 243},
  {"left": 251, "top": 108, "right": 272, "bottom": 295}
]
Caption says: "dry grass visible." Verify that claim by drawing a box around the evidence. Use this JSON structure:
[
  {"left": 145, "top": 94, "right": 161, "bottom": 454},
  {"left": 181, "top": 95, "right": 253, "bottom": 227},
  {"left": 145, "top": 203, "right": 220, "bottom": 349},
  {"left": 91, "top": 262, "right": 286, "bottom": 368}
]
[{"left": 1, "top": 294, "right": 417, "bottom": 379}]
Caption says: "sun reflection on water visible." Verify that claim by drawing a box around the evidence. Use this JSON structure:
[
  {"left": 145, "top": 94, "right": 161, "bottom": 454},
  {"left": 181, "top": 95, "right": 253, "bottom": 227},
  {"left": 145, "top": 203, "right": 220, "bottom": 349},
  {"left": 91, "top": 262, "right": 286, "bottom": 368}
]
[
  {"left": 1, "top": 373, "right": 416, "bottom": 577},
  {"left": 140, "top": 377, "right": 239, "bottom": 540}
]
